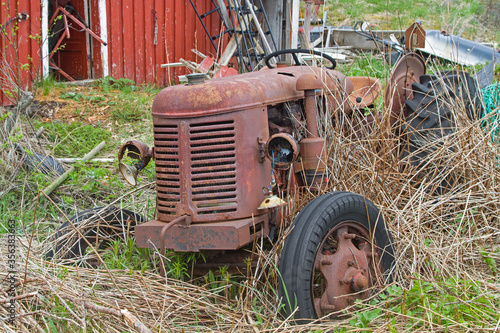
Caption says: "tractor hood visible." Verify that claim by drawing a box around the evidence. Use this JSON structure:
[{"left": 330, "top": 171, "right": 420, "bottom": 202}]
[{"left": 152, "top": 66, "right": 351, "bottom": 118}]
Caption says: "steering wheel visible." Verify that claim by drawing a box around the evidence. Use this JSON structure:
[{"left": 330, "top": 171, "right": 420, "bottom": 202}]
[{"left": 264, "top": 49, "right": 337, "bottom": 70}]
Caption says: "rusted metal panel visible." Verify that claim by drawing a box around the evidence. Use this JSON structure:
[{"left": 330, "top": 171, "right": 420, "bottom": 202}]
[
  {"left": 153, "top": 106, "right": 271, "bottom": 223},
  {"left": 135, "top": 216, "right": 269, "bottom": 251},
  {"left": 152, "top": 66, "right": 350, "bottom": 117}
]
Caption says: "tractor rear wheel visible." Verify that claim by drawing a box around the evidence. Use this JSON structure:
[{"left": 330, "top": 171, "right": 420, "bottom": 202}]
[{"left": 401, "top": 71, "right": 480, "bottom": 192}]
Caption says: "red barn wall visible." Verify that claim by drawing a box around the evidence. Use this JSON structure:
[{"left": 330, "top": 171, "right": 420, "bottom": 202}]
[
  {"left": 105, "top": 0, "right": 223, "bottom": 85},
  {"left": 1, "top": 1, "right": 41, "bottom": 106},
  {"left": 1, "top": 0, "right": 223, "bottom": 106}
]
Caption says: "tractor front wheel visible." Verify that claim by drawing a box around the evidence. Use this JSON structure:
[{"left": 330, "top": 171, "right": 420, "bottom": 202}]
[{"left": 278, "top": 192, "right": 394, "bottom": 321}]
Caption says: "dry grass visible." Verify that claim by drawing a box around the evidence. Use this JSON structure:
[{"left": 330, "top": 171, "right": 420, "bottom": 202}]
[{"left": 2, "top": 64, "right": 500, "bottom": 332}]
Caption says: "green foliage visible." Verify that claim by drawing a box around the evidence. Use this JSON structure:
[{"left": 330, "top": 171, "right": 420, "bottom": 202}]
[
  {"left": 165, "top": 251, "right": 200, "bottom": 281},
  {"left": 480, "top": 249, "right": 498, "bottom": 275},
  {"left": 101, "top": 238, "right": 151, "bottom": 272},
  {"left": 338, "top": 54, "right": 389, "bottom": 79},
  {"left": 37, "top": 75, "right": 58, "bottom": 96},
  {"left": 60, "top": 91, "right": 106, "bottom": 103},
  {"left": 350, "top": 278, "right": 500, "bottom": 330},
  {"left": 110, "top": 92, "right": 152, "bottom": 123},
  {"left": 97, "top": 76, "right": 136, "bottom": 92},
  {"left": 38, "top": 120, "right": 111, "bottom": 157}
]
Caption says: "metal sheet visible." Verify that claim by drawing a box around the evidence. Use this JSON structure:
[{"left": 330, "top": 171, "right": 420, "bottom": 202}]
[{"left": 418, "top": 30, "right": 500, "bottom": 66}]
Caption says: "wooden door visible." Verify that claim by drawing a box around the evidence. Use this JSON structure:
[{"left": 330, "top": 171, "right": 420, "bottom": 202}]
[{"left": 52, "top": 0, "right": 89, "bottom": 80}]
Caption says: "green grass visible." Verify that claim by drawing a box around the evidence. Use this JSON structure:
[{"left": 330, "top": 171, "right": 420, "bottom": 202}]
[
  {"left": 324, "top": 0, "right": 498, "bottom": 44},
  {"left": 349, "top": 277, "right": 500, "bottom": 330},
  {"left": 38, "top": 121, "right": 112, "bottom": 157}
]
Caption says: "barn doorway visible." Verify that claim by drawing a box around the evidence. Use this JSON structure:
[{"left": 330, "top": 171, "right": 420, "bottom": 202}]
[{"left": 48, "top": 0, "right": 105, "bottom": 81}]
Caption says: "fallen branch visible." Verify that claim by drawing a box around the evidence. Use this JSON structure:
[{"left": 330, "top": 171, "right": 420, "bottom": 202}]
[
  {"left": 41, "top": 141, "right": 106, "bottom": 196},
  {"left": 62, "top": 295, "right": 151, "bottom": 333},
  {"left": 0, "top": 292, "right": 37, "bottom": 303},
  {"left": 57, "top": 157, "right": 114, "bottom": 163}
]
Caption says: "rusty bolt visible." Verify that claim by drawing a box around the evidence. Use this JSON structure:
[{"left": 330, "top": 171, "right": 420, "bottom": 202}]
[{"left": 351, "top": 271, "right": 369, "bottom": 292}]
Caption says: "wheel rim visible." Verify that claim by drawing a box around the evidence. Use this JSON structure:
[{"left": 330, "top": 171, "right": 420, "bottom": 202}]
[{"left": 312, "top": 221, "right": 382, "bottom": 317}]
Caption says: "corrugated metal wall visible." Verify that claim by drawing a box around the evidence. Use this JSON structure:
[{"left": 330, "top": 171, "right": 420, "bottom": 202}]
[
  {"left": 0, "top": 1, "right": 41, "bottom": 106},
  {"left": 106, "top": 0, "right": 223, "bottom": 86},
  {"left": 1, "top": 0, "right": 222, "bottom": 105}
]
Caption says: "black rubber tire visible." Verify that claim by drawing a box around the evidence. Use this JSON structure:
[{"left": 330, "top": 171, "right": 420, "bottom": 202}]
[
  {"left": 402, "top": 71, "right": 481, "bottom": 192},
  {"left": 45, "top": 206, "right": 144, "bottom": 260},
  {"left": 278, "top": 192, "right": 394, "bottom": 322}
]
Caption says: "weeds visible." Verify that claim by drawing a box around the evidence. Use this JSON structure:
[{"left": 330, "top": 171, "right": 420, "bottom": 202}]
[
  {"left": 38, "top": 120, "right": 111, "bottom": 156},
  {"left": 101, "top": 238, "right": 151, "bottom": 272}
]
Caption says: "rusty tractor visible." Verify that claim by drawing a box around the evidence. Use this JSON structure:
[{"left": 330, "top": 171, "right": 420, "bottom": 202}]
[{"left": 49, "top": 50, "right": 436, "bottom": 321}]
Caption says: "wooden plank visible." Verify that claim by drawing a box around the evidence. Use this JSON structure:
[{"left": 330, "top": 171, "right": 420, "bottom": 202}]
[
  {"left": 133, "top": 0, "right": 145, "bottom": 83},
  {"left": 162, "top": 0, "right": 174, "bottom": 85},
  {"left": 174, "top": 0, "right": 186, "bottom": 80},
  {"left": 109, "top": 0, "right": 124, "bottom": 79},
  {"left": 123, "top": 0, "right": 135, "bottom": 81},
  {"left": 91, "top": 0, "right": 103, "bottom": 79},
  {"left": 17, "top": 0, "right": 30, "bottom": 90},
  {"left": 29, "top": 1, "right": 41, "bottom": 83},
  {"left": 144, "top": 0, "right": 155, "bottom": 84},
  {"left": 218, "top": 33, "right": 242, "bottom": 66}
]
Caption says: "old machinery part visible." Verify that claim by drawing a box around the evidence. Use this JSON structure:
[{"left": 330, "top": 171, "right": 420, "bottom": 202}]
[
  {"left": 384, "top": 52, "right": 425, "bottom": 131},
  {"left": 278, "top": 192, "right": 395, "bottom": 321},
  {"left": 401, "top": 71, "right": 481, "bottom": 194},
  {"left": 295, "top": 73, "right": 328, "bottom": 188},
  {"left": 347, "top": 76, "right": 383, "bottom": 111},
  {"left": 136, "top": 215, "right": 269, "bottom": 251},
  {"left": 353, "top": 20, "right": 404, "bottom": 55},
  {"left": 45, "top": 207, "right": 144, "bottom": 260},
  {"left": 186, "top": 73, "right": 207, "bottom": 85},
  {"left": 418, "top": 30, "right": 500, "bottom": 66},
  {"left": 405, "top": 21, "right": 425, "bottom": 50},
  {"left": 264, "top": 49, "right": 337, "bottom": 70},
  {"left": 118, "top": 140, "right": 153, "bottom": 186},
  {"left": 296, "top": 73, "right": 322, "bottom": 137},
  {"left": 268, "top": 102, "right": 304, "bottom": 137},
  {"left": 258, "top": 195, "right": 286, "bottom": 210},
  {"left": 264, "top": 133, "right": 299, "bottom": 168}
]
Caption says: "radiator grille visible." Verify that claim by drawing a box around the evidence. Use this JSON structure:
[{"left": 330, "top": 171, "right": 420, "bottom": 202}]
[
  {"left": 190, "top": 120, "right": 237, "bottom": 215},
  {"left": 154, "top": 124, "right": 179, "bottom": 215}
]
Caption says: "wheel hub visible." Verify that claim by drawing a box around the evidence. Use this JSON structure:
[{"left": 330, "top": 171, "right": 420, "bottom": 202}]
[{"left": 313, "top": 223, "right": 379, "bottom": 317}]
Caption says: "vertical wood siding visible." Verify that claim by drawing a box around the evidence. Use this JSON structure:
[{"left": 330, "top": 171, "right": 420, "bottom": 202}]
[
  {"left": 106, "top": 0, "right": 223, "bottom": 86},
  {"left": 1, "top": 0, "right": 222, "bottom": 105},
  {"left": 1, "top": 0, "right": 41, "bottom": 106}
]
